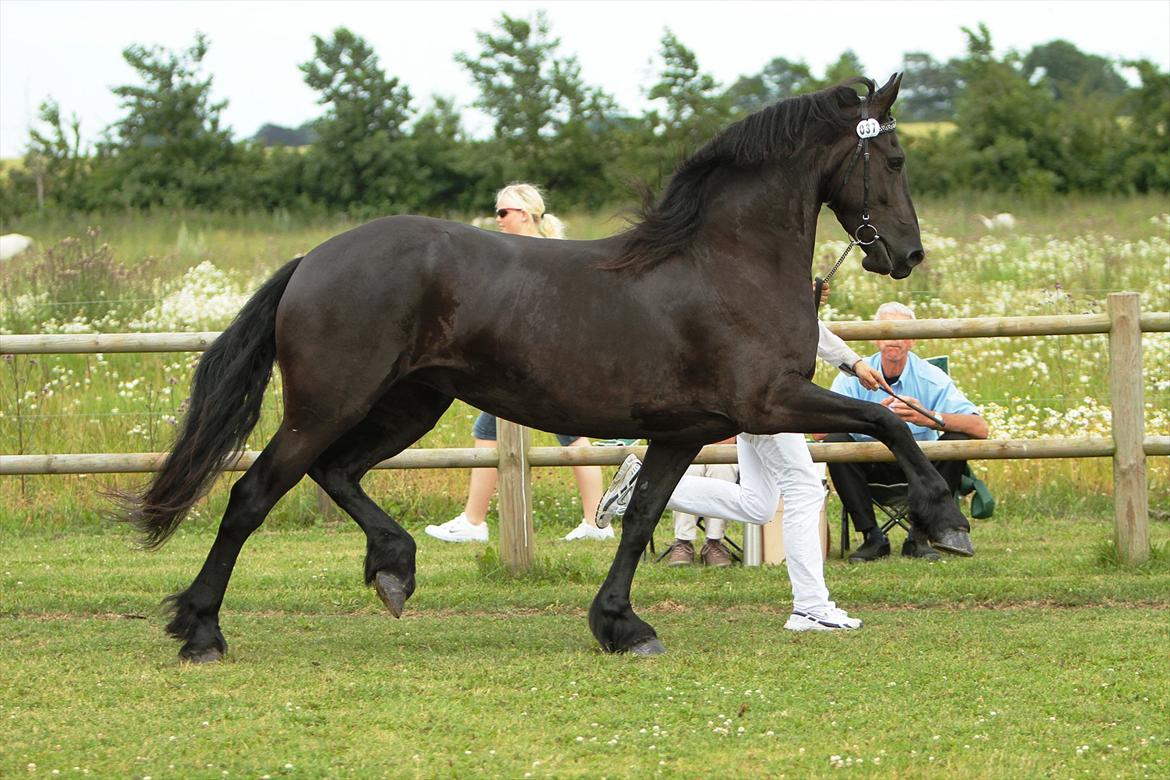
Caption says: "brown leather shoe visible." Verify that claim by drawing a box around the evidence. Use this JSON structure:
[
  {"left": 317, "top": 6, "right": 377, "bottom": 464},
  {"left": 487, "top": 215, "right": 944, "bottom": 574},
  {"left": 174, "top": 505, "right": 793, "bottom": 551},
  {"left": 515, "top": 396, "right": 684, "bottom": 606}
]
[
  {"left": 701, "top": 538, "right": 732, "bottom": 568},
  {"left": 667, "top": 539, "right": 695, "bottom": 566}
]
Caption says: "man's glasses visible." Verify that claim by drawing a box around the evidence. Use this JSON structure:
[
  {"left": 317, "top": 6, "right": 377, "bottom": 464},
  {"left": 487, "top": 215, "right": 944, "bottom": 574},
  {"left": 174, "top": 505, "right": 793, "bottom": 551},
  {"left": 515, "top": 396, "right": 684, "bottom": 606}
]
[{"left": 496, "top": 208, "right": 522, "bottom": 218}]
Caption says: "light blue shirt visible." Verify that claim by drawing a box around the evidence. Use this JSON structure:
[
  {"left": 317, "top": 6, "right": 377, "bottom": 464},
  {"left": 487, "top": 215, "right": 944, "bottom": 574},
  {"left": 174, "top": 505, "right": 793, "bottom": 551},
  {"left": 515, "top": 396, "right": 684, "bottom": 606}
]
[{"left": 829, "top": 351, "right": 980, "bottom": 442}]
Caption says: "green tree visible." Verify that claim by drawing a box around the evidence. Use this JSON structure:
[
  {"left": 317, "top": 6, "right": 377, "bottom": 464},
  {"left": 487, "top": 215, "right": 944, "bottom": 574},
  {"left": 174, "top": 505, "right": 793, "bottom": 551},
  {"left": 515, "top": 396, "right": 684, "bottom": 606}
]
[
  {"left": 647, "top": 30, "right": 729, "bottom": 150},
  {"left": 948, "top": 24, "right": 1065, "bottom": 193},
  {"left": 898, "top": 52, "right": 961, "bottom": 121},
  {"left": 914, "top": 24, "right": 1131, "bottom": 195},
  {"left": 20, "top": 99, "right": 86, "bottom": 211},
  {"left": 725, "top": 56, "right": 817, "bottom": 115},
  {"left": 1117, "top": 59, "right": 1170, "bottom": 192},
  {"left": 300, "top": 27, "right": 416, "bottom": 213},
  {"left": 822, "top": 50, "right": 866, "bottom": 86},
  {"left": 1022, "top": 40, "right": 1129, "bottom": 104},
  {"left": 457, "top": 12, "right": 618, "bottom": 207},
  {"left": 407, "top": 97, "right": 494, "bottom": 214},
  {"left": 92, "top": 33, "right": 241, "bottom": 208}
]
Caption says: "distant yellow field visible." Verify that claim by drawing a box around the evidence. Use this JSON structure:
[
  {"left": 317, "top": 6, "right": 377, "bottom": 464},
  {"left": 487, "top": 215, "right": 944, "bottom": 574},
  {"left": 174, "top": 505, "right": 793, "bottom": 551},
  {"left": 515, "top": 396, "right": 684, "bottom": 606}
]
[{"left": 897, "top": 121, "right": 957, "bottom": 138}]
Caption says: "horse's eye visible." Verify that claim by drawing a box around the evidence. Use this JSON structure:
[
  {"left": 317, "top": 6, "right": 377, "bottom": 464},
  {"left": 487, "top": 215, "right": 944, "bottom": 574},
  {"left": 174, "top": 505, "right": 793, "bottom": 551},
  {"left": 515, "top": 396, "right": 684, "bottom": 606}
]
[{"left": 888, "top": 157, "right": 905, "bottom": 171}]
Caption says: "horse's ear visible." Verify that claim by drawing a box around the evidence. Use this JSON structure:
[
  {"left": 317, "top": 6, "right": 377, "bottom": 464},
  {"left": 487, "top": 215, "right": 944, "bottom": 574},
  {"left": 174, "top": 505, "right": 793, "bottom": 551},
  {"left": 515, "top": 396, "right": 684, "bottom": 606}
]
[{"left": 872, "top": 73, "right": 903, "bottom": 116}]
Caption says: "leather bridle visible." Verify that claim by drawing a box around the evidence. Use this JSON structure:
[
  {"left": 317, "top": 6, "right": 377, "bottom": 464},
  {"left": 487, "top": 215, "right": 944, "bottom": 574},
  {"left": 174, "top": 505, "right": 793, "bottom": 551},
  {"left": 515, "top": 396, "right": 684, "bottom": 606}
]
[{"left": 816, "top": 95, "right": 898, "bottom": 305}]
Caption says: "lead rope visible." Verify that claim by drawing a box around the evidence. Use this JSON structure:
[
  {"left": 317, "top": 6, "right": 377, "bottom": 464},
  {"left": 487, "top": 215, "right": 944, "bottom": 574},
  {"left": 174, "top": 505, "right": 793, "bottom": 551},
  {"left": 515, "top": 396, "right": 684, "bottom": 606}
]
[{"left": 813, "top": 238, "right": 855, "bottom": 308}]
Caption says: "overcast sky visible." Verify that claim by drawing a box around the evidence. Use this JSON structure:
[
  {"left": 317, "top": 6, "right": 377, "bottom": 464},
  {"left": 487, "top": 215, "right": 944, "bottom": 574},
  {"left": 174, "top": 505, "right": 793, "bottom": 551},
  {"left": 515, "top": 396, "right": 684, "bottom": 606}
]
[{"left": 2, "top": 0, "right": 1168, "bottom": 158}]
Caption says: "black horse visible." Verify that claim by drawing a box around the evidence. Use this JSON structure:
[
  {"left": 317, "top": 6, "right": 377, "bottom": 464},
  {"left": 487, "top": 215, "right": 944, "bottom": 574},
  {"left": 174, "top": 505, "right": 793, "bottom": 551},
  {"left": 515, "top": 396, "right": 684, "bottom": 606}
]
[{"left": 123, "top": 74, "right": 972, "bottom": 662}]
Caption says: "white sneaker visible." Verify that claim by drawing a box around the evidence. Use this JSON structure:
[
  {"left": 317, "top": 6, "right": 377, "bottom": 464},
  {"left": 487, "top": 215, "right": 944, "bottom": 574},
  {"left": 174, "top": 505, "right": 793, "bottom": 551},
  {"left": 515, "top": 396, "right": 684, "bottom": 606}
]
[
  {"left": 563, "top": 520, "right": 616, "bottom": 541},
  {"left": 424, "top": 513, "right": 489, "bottom": 543},
  {"left": 784, "top": 605, "right": 862, "bottom": 632},
  {"left": 595, "top": 454, "right": 641, "bottom": 529}
]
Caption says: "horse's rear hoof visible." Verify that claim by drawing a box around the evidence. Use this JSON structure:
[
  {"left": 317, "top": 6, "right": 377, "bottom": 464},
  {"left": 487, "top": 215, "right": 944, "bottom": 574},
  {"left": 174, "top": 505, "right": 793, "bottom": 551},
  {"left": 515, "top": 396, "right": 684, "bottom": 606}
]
[
  {"left": 179, "top": 646, "right": 224, "bottom": 664},
  {"left": 629, "top": 637, "right": 667, "bottom": 656},
  {"left": 374, "top": 571, "right": 407, "bottom": 617},
  {"left": 931, "top": 528, "right": 975, "bottom": 557}
]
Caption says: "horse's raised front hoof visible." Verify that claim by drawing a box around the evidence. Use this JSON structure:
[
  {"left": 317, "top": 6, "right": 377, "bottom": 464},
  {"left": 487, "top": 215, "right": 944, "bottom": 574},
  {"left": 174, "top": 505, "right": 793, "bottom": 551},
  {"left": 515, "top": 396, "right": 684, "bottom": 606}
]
[
  {"left": 930, "top": 527, "right": 975, "bottom": 557},
  {"left": 374, "top": 571, "right": 407, "bottom": 618},
  {"left": 179, "top": 644, "right": 224, "bottom": 664},
  {"left": 629, "top": 637, "right": 667, "bottom": 656}
]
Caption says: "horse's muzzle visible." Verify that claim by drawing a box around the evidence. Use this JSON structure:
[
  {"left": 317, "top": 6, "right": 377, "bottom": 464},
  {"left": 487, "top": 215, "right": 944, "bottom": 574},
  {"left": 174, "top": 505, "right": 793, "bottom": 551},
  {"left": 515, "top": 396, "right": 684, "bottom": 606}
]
[
  {"left": 890, "top": 247, "right": 925, "bottom": 279},
  {"left": 867, "top": 242, "right": 924, "bottom": 279}
]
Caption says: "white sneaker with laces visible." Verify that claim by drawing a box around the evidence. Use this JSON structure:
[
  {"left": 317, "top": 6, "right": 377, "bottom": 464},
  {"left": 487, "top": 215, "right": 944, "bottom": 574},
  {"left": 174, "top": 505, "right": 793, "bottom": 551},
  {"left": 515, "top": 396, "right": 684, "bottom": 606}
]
[
  {"left": 424, "top": 513, "right": 489, "bottom": 543},
  {"left": 595, "top": 454, "right": 642, "bottom": 529},
  {"left": 563, "top": 520, "right": 616, "bottom": 541},
  {"left": 784, "top": 605, "right": 862, "bottom": 632}
]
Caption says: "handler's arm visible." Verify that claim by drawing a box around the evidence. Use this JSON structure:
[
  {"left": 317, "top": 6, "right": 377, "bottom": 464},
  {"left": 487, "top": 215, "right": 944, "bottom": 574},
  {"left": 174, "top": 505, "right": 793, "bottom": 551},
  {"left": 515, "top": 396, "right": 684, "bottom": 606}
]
[
  {"left": 815, "top": 321, "right": 862, "bottom": 371},
  {"left": 816, "top": 322, "right": 891, "bottom": 393}
]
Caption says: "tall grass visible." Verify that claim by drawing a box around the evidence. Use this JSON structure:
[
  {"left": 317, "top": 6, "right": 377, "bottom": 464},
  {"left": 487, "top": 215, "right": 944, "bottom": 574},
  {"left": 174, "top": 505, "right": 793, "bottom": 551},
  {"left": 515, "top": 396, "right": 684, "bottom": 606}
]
[{"left": 1, "top": 197, "right": 1167, "bottom": 533}]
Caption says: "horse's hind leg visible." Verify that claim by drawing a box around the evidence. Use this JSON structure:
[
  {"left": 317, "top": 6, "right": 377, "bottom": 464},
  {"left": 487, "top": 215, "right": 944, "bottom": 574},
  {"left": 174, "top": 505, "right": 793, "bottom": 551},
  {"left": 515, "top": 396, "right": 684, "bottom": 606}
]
[
  {"left": 166, "top": 422, "right": 347, "bottom": 662},
  {"left": 590, "top": 442, "right": 700, "bottom": 655},
  {"left": 308, "top": 381, "right": 454, "bottom": 617}
]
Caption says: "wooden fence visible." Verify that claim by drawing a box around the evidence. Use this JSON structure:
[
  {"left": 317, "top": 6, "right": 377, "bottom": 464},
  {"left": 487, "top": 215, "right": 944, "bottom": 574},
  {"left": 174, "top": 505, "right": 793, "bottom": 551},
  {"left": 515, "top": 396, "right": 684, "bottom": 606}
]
[{"left": 3, "top": 293, "right": 1167, "bottom": 570}]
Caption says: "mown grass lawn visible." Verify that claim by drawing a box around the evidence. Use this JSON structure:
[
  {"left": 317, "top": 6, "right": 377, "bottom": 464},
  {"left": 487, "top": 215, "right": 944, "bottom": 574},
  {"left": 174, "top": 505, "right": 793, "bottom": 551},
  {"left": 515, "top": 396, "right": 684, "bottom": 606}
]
[{"left": 2, "top": 503, "right": 1167, "bottom": 779}]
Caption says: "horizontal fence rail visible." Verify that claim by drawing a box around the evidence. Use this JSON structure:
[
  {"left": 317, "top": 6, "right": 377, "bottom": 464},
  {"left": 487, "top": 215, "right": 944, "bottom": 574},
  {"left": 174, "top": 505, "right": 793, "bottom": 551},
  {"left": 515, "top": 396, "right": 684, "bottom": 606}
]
[
  {"left": 2, "top": 313, "right": 1168, "bottom": 354},
  {"left": 4, "top": 437, "right": 1169, "bottom": 475},
  {"left": 0, "top": 331, "right": 221, "bottom": 354},
  {"left": 2, "top": 294, "right": 1165, "bottom": 569}
]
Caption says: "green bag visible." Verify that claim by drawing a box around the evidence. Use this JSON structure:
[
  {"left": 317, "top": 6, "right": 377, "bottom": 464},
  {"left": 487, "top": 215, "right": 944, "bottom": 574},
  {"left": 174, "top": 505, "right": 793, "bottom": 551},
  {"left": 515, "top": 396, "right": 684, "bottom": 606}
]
[{"left": 958, "top": 468, "right": 995, "bottom": 519}]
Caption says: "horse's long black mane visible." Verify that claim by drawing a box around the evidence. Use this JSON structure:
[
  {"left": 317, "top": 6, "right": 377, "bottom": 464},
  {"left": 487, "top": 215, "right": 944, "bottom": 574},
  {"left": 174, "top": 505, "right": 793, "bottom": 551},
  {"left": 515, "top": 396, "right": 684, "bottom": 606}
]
[{"left": 605, "top": 79, "right": 874, "bottom": 273}]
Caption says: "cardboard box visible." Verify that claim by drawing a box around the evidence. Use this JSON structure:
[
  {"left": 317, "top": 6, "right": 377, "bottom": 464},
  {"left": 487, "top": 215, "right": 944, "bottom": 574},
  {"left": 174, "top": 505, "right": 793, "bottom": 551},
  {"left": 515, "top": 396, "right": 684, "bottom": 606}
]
[
  {"left": 761, "top": 465, "right": 830, "bottom": 564},
  {"left": 761, "top": 499, "right": 829, "bottom": 564}
]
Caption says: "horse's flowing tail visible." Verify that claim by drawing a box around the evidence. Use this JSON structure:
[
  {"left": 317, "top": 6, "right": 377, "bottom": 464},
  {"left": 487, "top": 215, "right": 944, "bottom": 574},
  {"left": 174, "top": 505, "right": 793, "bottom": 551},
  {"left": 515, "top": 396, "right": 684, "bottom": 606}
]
[{"left": 122, "top": 257, "right": 303, "bottom": 549}]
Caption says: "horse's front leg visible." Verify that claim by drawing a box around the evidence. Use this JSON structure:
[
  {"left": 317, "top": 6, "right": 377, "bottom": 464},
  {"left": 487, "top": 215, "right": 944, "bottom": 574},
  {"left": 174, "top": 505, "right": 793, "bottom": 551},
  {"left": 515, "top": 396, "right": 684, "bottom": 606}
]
[
  {"left": 769, "top": 378, "right": 973, "bottom": 556},
  {"left": 590, "top": 442, "right": 701, "bottom": 655}
]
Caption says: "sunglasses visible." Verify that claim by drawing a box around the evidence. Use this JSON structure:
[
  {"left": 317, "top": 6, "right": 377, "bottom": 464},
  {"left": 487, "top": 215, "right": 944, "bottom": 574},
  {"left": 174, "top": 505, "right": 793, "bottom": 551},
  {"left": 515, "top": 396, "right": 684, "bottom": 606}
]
[{"left": 496, "top": 208, "right": 522, "bottom": 218}]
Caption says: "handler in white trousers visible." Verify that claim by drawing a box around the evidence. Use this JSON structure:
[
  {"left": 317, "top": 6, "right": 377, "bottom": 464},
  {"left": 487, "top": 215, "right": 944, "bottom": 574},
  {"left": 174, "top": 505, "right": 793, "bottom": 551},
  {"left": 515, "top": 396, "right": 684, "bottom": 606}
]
[{"left": 597, "top": 319, "right": 889, "bottom": 631}]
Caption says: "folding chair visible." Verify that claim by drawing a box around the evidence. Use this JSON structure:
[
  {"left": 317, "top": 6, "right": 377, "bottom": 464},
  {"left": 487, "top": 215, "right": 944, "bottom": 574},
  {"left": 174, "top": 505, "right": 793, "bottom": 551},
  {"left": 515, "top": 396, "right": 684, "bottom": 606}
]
[
  {"left": 838, "top": 479, "right": 912, "bottom": 558},
  {"left": 837, "top": 464, "right": 993, "bottom": 557}
]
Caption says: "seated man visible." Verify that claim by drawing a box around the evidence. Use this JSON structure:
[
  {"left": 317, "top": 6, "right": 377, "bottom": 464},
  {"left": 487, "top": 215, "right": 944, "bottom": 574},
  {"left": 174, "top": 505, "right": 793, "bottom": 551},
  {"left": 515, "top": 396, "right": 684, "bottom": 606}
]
[{"left": 825, "top": 301, "right": 988, "bottom": 562}]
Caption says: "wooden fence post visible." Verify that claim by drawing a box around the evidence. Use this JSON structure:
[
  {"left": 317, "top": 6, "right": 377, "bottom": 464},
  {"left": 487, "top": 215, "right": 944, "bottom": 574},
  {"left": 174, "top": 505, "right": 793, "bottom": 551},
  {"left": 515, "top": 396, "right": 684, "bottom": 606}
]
[
  {"left": 497, "top": 419, "right": 534, "bottom": 574},
  {"left": 316, "top": 485, "right": 337, "bottom": 521},
  {"left": 1107, "top": 292, "right": 1149, "bottom": 566}
]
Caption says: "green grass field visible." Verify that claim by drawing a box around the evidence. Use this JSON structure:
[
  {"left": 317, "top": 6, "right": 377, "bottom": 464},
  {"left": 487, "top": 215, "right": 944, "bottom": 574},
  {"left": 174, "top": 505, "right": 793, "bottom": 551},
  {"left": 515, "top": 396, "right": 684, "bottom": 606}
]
[{"left": 2, "top": 503, "right": 1168, "bottom": 778}]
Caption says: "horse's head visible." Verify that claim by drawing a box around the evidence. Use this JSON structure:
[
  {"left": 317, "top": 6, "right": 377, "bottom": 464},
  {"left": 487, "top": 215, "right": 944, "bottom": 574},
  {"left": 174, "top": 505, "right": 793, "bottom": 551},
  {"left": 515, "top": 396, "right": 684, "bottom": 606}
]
[{"left": 826, "top": 74, "right": 924, "bottom": 280}]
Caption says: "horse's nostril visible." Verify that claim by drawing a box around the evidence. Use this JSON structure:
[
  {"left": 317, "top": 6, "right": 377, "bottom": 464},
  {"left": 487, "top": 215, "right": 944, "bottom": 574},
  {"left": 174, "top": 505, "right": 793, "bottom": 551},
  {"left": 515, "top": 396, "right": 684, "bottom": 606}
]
[{"left": 907, "top": 249, "right": 925, "bottom": 266}]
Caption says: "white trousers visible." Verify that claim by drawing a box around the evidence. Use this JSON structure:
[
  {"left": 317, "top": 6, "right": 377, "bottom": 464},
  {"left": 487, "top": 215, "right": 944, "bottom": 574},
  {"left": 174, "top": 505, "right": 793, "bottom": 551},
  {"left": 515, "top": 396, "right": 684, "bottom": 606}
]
[
  {"left": 667, "top": 433, "right": 832, "bottom": 612},
  {"left": 672, "top": 463, "right": 737, "bottom": 541}
]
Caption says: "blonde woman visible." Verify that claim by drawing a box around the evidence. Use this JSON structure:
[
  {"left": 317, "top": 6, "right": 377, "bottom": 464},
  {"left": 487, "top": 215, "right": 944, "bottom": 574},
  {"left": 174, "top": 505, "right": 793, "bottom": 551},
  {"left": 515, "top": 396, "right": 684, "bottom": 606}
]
[{"left": 424, "top": 184, "right": 608, "bottom": 543}]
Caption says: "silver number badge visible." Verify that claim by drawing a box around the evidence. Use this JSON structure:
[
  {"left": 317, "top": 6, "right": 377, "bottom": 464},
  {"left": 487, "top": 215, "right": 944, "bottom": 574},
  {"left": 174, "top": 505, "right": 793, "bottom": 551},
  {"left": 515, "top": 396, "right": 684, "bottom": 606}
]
[{"left": 856, "top": 118, "right": 882, "bottom": 139}]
